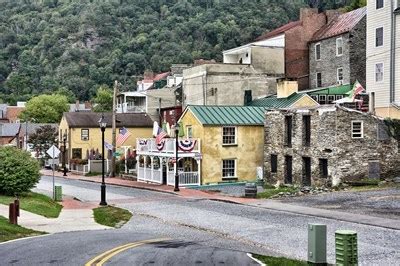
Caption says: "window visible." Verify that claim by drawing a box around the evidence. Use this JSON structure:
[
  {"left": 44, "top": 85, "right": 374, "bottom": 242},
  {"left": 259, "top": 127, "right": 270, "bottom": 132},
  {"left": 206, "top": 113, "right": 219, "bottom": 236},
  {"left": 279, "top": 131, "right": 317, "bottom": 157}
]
[
  {"left": 81, "top": 129, "right": 89, "bottom": 140},
  {"left": 222, "top": 126, "right": 236, "bottom": 145},
  {"left": 316, "top": 73, "right": 322, "bottom": 87},
  {"left": 284, "top": 156, "right": 293, "bottom": 184},
  {"left": 375, "top": 63, "right": 384, "bottom": 82},
  {"left": 311, "top": 95, "right": 318, "bottom": 101},
  {"left": 327, "top": 95, "right": 336, "bottom": 104},
  {"left": 315, "top": 43, "right": 321, "bottom": 60},
  {"left": 72, "top": 148, "right": 82, "bottom": 159},
  {"left": 222, "top": 159, "right": 236, "bottom": 178},
  {"left": 319, "top": 159, "right": 328, "bottom": 178},
  {"left": 302, "top": 157, "right": 311, "bottom": 186},
  {"left": 319, "top": 95, "right": 326, "bottom": 104},
  {"left": 376, "top": 0, "right": 384, "bottom": 9},
  {"left": 376, "top": 27, "right": 383, "bottom": 47},
  {"left": 337, "top": 67, "right": 343, "bottom": 83},
  {"left": 303, "top": 115, "right": 311, "bottom": 147},
  {"left": 336, "top": 95, "right": 344, "bottom": 100},
  {"left": 285, "top": 116, "right": 292, "bottom": 147},
  {"left": 271, "top": 154, "right": 278, "bottom": 173},
  {"left": 186, "top": 126, "right": 193, "bottom": 138},
  {"left": 351, "top": 121, "right": 364, "bottom": 138},
  {"left": 336, "top": 37, "right": 343, "bottom": 56}
]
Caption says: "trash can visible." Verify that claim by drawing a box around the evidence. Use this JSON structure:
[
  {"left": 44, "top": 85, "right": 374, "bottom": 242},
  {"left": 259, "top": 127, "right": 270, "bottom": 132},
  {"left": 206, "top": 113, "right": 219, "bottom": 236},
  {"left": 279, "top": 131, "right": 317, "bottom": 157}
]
[
  {"left": 244, "top": 183, "right": 257, "bottom": 198},
  {"left": 54, "top": 186, "right": 63, "bottom": 202}
]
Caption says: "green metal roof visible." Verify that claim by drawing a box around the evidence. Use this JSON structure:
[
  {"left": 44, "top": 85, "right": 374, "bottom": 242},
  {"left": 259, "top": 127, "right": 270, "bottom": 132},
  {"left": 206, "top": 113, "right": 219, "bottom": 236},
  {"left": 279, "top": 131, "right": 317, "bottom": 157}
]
[
  {"left": 309, "top": 84, "right": 352, "bottom": 95},
  {"left": 188, "top": 106, "right": 267, "bottom": 126},
  {"left": 247, "top": 93, "right": 304, "bottom": 108}
]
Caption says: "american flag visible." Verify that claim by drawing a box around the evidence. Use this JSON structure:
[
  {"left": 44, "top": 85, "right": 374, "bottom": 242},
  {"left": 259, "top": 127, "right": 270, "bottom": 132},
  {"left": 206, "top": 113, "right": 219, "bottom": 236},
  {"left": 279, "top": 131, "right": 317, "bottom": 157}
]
[
  {"left": 156, "top": 127, "right": 167, "bottom": 145},
  {"left": 116, "top": 127, "right": 131, "bottom": 145}
]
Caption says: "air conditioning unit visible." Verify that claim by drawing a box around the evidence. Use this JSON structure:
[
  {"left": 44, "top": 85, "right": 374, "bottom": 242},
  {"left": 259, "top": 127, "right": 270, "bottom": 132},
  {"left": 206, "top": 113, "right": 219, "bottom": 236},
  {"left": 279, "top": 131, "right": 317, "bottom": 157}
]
[{"left": 338, "top": 80, "right": 343, "bottom": 85}]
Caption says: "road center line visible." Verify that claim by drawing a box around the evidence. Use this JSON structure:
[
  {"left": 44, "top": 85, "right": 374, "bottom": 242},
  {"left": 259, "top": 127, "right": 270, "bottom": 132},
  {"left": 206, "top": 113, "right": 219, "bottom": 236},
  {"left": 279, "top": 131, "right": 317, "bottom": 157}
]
[{"left": 84, "top": 238, "right": 169, "bottom": 266}]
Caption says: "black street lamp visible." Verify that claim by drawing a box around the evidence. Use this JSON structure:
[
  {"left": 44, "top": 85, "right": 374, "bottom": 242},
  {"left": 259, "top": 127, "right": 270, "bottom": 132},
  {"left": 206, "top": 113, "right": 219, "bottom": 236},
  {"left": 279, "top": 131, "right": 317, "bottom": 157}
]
[
  {"left": 99, "top": 115, "right": 107, "bottom": 206},
  {"left": 174, "top": 123, "right": 180, "bottom": 192},
  {"left": 63, "top": 133, "right": 68, "bottom": 176}
]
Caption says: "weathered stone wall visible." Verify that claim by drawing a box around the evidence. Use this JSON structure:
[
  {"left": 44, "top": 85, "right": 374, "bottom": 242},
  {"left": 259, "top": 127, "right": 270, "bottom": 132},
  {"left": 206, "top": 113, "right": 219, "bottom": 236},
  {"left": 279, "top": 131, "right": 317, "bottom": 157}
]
[
  {"left": 309, "top": 33, "right": 351, "bottom": 89},
  {"left": 264, "top": 106, "right": 400, "bottom": 186},
  {"left": 349, "top": 16, "right": 366, "bottom": 88}
]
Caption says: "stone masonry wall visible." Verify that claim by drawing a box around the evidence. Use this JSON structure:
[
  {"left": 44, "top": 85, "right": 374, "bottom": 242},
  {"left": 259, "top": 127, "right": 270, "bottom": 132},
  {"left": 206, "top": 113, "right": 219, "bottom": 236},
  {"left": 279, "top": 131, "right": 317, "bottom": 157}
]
[
  {"left": 349, "top": 16, "right": 366, "bottom": 88},
  {"left": 264, "top": 106, "right": 400, "bottom": 187},
  {"left": 309, "top": 33, "right": 351, "bottom": 89}
]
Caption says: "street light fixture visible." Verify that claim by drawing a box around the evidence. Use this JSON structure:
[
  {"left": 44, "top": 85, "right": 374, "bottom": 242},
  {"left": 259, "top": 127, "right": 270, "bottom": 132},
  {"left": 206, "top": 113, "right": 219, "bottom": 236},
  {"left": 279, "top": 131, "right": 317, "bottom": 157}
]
[
  {"left": 62, "top": 133, "right": 68, "bottom": 176},
  {"left": 174, "top": 123, "right": 180, "bottom": 192},
  {"left": 99, "top": 115, "right": 107, "bottom": 206}
]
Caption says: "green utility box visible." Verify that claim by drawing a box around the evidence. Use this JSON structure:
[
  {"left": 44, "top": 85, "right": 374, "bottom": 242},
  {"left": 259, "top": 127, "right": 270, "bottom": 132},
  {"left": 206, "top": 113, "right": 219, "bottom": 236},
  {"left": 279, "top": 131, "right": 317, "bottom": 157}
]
[
  {"left": 54, "top": 186, "right": 63, "bottom": 202},
  {"left": 308, "top": 223, "right": 327, "bottom": 265},
  {"left": 335, "top": 230, "right": 358, "bottom": 266}
]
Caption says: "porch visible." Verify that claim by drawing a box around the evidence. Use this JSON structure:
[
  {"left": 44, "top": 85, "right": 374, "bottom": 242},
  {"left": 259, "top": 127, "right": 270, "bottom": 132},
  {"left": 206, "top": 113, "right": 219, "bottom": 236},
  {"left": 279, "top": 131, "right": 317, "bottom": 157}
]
[{"left": 136, "top": 138, "right": 201, "bottom": 187}]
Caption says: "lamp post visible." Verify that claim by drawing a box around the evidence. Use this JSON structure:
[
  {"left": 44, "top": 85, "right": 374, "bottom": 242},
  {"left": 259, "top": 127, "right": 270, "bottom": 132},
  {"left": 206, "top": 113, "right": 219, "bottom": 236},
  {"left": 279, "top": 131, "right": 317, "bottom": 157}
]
[
  {"left": 174, "top": 123, "right": 180, "bottom": 192},
  {"left": 62, "top": 133, "right": 68, "bottom": 176},
  {"left": 99, "top": 115, "right": 107, "bottom": 206}
]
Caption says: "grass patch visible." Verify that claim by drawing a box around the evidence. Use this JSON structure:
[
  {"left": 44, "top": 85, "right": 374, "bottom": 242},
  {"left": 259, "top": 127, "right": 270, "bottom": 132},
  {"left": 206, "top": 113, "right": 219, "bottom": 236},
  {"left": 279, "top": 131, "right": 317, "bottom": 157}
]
[
  {"left": 257, "top": 186, "right": 298, "bottom": 199},
  {"left": 85, "top": 171, "right": 101, "bottom": 177},
  {"left": 252, "top": 254, "right": 308, "bottom": 266},
  {"left": 0, "top": 192, "right": 62, "bottom": 218},
  {"left": 0, "top": 216, "right": 45, "bottom": 242},
  {"left": 93, "top": 206, "right": 132, "bottom": 228}
]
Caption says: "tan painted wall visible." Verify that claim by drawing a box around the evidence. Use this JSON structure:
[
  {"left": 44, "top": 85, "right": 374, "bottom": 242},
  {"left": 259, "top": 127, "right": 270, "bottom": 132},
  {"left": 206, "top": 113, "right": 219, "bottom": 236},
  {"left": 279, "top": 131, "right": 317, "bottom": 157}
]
[
  {"left": 374, "top": 106, "right": 400, "bottom": 119},
  {"left": 251, "top": 46, "right": 284, "bottom": 74},
  {"left": 59, "top": 116, "right": 152, "bottom": 160},
  {"left": 181, "top": 110, "right": 264, "bottom": 184},
  {"left": 292, "top": 95, "right": 319, "bottom": 108},
  {"left": 277, "top": 80, "right": 298, "bottom": 98}
]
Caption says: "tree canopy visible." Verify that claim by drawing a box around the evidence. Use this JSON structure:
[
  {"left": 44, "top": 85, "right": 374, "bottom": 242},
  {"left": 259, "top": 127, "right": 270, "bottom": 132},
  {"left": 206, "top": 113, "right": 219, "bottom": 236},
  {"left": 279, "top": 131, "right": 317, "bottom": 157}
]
[
  {"left": 0, "top": 0, "right": 360, "bottom": 103},
  {"left": 20, "top": 94, "right": 69, "bottom": 123},
  {"left": 93, "top": 85, "right": 113, "bottom": 112}
]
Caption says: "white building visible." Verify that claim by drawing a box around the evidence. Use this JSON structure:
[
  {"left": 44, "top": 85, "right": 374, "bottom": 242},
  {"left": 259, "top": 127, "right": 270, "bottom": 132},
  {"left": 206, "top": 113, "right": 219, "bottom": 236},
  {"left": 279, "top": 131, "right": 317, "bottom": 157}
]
[{"left": 366, "top": 0, "right": 400, "bottom": 118}]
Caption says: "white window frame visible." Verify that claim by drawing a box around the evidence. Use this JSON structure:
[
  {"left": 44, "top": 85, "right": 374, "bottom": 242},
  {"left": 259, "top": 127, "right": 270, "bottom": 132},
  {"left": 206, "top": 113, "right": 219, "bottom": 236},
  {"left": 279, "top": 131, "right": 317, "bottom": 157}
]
[
  {"left": 327, "top": 95, "right": 336, "bottom": 103},
  {"left": 222, "top": 126, "right": 237, "bottom": 145},
  {"left": 375, "top": 63, "right": 384, "bottom": 82},
  {"left": 351, "top": 121, "right": 364, "bottom": 139},
  {"left": 81, "top": 129, "right": 89, "bottom": 141},
  {"left": 336, "top": 95, "right": 344, "bottom": 100},
  {"left": 222, "top": 159, "right": 236, "bottom": 178},
  {"left": 186, "top": 126, "right": 193, "bottom": 138},
  {"left": 316, "top": 72, "right": 322, "bottom": 88},
  {"left": 376, "top": 0, "right": 384, "bottom": 9},
  {"left": 319, "top": 95, "right": 326, "bottom": 104},
  {"left": 336, "top": 37, "right": 343, "bottom": 56},
  {"left": 315, "top": 43, "right": 321, "bottom": 60},
  {"left": 337, "top": 67, "right": 343, "bottom": 83},
  {"left": 375, "top": 27, "right": 384, "bottom": 47}
]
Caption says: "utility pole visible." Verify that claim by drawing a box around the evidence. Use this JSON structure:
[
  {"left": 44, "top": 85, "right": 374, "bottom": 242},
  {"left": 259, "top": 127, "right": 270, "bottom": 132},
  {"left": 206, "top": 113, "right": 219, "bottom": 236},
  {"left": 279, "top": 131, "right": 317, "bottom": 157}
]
[{"left": 111, "top": 80, "right": 118, "bottom": 177}]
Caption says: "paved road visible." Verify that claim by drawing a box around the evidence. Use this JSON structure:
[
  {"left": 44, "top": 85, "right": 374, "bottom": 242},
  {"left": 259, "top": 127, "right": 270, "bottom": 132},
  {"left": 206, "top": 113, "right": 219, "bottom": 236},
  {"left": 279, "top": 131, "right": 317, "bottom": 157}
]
[
  {"left": 276, "top": 188, "right": 400, "bottom": 219},
  {"left": 5, "top": 176, "right": 398, "bottom": 265}
]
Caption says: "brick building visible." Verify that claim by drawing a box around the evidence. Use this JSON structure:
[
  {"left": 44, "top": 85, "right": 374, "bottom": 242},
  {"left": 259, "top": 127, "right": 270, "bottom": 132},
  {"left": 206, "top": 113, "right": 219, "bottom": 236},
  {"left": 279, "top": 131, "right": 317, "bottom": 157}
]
[
  {"left": 264, "top": 105, "right": 400, "bottom": 187},
  {"left": 309, "top": 7, "right": 366, "bottom": 89},
  {"left": 256, "top": 8, "right": 328, "bottom": 90}
]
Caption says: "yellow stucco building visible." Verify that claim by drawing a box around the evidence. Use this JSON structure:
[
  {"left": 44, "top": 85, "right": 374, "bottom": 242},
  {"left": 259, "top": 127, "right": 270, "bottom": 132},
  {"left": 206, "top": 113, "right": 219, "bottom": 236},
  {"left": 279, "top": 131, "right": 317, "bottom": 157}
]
[
  {"left": 59, "top": 112, "right": 153, "bottom": 162},
  {"left": 178, "top": 105, "right": 267, "bottom": 184}
]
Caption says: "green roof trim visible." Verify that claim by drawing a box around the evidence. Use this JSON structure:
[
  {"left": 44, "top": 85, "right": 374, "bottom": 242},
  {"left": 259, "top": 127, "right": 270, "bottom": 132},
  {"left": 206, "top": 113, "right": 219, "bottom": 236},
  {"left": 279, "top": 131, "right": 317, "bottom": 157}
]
[
  {"left": 188, "top": 106, "right": 267, "bottom": 126},
  {"left": 247, "top": 93, "right": 304, "bottom": 108},
  {"left": 309, "top": 84, "right": 352, "bottom": 96}
]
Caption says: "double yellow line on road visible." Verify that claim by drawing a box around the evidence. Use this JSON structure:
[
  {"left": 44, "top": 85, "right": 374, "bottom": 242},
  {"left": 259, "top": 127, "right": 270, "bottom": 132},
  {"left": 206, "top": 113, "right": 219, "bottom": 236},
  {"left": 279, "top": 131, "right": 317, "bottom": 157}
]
[{"left": 85, "top": 238, "right": 169, "bottom": 266}]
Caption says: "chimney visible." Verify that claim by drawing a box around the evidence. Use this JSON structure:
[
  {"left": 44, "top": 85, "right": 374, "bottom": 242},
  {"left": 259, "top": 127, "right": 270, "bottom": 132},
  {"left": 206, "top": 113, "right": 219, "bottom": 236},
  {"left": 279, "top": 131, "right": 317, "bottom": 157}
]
[
  {"left": 75, "top": 100, "right": 80, "bottom": 112},
  {"left": 325, "top": 10, "right": 342, "bottom": 23},
  {"left": 300, "top": 8, "right": 319, "bottom": 22},
  {"left": 277, "top": 79, "right": 298, "bottom": 99}
]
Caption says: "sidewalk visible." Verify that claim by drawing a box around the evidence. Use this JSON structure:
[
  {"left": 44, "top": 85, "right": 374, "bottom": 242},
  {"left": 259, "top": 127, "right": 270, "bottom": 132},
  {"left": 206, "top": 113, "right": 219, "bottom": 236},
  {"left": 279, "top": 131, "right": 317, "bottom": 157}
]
[
  {"left": 40, "top": 169, "right": 400, "bottom": 230},
  {"left": 0, "top": 196, "right": 110, "bottom": 233}
]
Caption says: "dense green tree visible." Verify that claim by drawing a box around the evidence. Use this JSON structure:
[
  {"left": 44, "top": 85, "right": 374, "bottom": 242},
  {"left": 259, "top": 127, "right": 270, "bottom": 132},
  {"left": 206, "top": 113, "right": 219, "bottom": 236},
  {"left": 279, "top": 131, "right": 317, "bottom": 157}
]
[
  {"left": 28, "top": 125, "right": 58, "bottom": 160},
  {"left": 0, "top": 147, "right": 40, "bottom": 196},
  {"left": 20, "top": 94, "right": 69, "bottom": 123},
  {"left": 92, "top": 85, "right": 113, "bottom": 112}
]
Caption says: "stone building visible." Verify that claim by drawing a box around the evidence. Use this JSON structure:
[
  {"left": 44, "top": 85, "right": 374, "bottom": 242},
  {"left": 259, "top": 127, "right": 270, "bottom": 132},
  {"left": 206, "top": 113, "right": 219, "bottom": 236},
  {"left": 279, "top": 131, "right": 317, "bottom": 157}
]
[
  {"left": 309, "top": 7, "right": 366, "bottom": 89},
  {"left": 264, "top": 105, "right": 400, "bottom": 187}
]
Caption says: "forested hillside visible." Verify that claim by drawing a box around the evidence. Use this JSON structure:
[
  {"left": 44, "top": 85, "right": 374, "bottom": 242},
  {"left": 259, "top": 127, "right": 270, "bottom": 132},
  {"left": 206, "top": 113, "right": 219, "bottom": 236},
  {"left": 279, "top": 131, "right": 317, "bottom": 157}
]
[{"left": 0, "top": 0, "right": 355, "bottom": 103}]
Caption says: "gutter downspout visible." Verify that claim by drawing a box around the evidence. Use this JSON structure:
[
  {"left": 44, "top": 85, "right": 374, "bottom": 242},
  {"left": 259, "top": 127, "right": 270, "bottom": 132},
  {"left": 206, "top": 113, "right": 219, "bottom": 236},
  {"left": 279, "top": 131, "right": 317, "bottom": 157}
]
[{"left": 390, "top": 0, "right": 396, "bottom": 104}]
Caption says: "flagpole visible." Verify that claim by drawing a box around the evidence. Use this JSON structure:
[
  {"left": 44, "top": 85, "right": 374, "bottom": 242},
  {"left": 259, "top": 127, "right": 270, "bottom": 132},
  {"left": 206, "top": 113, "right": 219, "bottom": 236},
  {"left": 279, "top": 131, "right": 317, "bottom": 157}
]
[{"left": 111, "top": 80, "right": 118, "bottom": 177}]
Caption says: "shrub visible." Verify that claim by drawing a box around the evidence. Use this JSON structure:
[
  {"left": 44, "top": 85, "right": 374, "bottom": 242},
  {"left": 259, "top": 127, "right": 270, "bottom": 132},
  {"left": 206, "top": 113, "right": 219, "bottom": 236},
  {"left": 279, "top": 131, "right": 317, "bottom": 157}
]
[{"left": 0, "top": 147, "right": 40, "bottom": 196}]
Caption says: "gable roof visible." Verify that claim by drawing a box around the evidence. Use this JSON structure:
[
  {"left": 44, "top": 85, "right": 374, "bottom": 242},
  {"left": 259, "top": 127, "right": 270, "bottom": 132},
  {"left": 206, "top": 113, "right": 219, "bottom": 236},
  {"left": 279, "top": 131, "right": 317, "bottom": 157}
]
[
  {"left": 247, "top": 93, "right": 306, "bottom": 109},
  {"left": 256, "top": 21, "right": 302, "bottom": 41},
  {"left": 63, "top": 112, "right": 153, "bottom": 128},
  {"left": 311, "top": 7, "right": 366, "bottom": 42},
  {"left": 0, "top": 123, "right": 21, "bottom": 137},
  {"left": 185, "top": 106, "right": 267, "bottom": 126}
]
